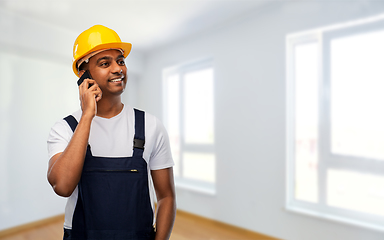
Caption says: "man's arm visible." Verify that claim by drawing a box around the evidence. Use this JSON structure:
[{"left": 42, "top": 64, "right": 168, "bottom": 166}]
[
  {"left": 47, "top": 114, "right": 93, "bottom": 197},
  {"left": 151, "top": 167, "right": 176, "bottom": 240},
  {"left": 47, "top": 78, "right": 101, "bottom": 197}
]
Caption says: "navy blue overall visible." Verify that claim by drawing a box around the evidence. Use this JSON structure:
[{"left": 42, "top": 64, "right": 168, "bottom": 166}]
[{"left": 62, "top": 109, "right": 155, "bottom": 240}]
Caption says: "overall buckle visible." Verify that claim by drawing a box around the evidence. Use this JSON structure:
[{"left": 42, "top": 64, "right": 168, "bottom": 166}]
[{"left": 133, "top": 139, "right": 145, "bottom": 150}]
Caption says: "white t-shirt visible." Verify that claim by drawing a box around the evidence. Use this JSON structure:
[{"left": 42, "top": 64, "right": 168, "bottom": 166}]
[{"left": 47, "top": 104, "right": 174, "bottom": 229}]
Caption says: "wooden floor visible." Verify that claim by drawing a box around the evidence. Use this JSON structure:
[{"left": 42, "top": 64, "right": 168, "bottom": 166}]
[{"left": 0, "top": 211, "right": 279, "bottom": 240}]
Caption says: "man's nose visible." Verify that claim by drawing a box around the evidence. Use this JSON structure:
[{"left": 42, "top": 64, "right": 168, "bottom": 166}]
[{"left": 111, "top": 62, "right": 123, "bottom": 74}]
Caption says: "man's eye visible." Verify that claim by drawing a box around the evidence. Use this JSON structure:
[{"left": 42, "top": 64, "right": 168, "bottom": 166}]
[
  {"left": 118, "top": 60, "right": 125, "bottom": 65},
  {"left": 100, "top": 62, "right": 109, "bottom": 67}
]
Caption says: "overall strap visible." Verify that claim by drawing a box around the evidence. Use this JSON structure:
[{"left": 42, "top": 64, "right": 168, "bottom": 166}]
[
  {"left": 64, "top": 115, "right": 92, "bottom": 156},
  {"left": 64, "top": 115, "right": 78, "bottom": 132},
  {"left": 133, "top": 108, "right": 145, "bottom": 157}
]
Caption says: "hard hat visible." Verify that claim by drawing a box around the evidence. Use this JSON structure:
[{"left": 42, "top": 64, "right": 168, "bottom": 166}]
[{"left": 72, "top": 25, "right": 132, "bottom": 77}]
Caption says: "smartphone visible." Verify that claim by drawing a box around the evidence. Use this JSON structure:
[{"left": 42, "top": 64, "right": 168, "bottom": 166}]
[{"left": 77, "top": 70, "right": 93, "bottom": 88}]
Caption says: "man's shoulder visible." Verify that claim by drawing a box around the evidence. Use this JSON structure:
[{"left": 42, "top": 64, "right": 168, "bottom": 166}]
[
  {"left": 69, "top": 109, "right": 83, "bottom": 122},
  {"left": 58, "top": 109, "right": 82, "bottom": 123},
  {"left": 141, "top": 111, "right": 168, "bottom": 138},
  {"left": 50, "top": 109, "right": 81, "bottom": 132},
  {"left": 129, "top": 106, "right": 158, "bottom": 124}
]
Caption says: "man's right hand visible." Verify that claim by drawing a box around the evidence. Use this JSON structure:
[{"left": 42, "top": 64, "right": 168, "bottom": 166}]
[{"left": 79, "top": 79, "right": 102, "bottom": 118}]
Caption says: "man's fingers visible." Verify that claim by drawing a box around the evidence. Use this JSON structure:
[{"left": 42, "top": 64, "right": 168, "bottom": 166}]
[
  {"left": 78, "top": 79, "right": 101, "bottom": 115},
  {"left": 84, "top": 79, "right": 96, "bottom": 90},
  {"left": 95, "top": 92, "right": 102, "bottom": 102},
  {"left": 86, "top": 83, "right": 102, "bottom": 102}
]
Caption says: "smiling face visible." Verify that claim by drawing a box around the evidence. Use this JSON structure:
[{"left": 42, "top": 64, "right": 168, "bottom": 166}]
[{"left": 86, "top": 49, "right": 127, "bottom": 97}]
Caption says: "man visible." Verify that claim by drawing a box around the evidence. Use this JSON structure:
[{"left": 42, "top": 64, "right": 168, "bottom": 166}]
[{"left": 47, "top": 25, "right": 176, "bottom": 240}]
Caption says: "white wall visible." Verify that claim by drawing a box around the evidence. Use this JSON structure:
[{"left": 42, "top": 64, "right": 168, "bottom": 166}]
[
  {"left": 138, "top": 1, "right": 384, "bottom": 240},
  {"left": 0, "top": 8, "right": 75, "bottom": 231},
  {"left": 0, "top": 8, "right": 144, "bottom": 231}
]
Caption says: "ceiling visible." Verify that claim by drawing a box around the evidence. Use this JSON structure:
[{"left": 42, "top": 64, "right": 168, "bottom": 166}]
[{"left": 0, "top": 0, "right": 276, "bottom": 52}]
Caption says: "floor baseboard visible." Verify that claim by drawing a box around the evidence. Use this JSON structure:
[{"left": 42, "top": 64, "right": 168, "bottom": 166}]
[{"left": 175, "top": 209, "right": 280, "bottom": 240}]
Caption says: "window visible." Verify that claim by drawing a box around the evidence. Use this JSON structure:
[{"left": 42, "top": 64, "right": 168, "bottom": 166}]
[
  {"left": 287, "top": 15, "right": 384, "bottom": 231},
  {"left": 163, "top": 59, "right": 215, "bottom": 194}
]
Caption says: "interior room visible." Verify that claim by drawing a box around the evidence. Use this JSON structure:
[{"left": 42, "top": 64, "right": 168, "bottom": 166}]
[{"left": 1, "top": 0, "right": 384, "bottom": 239}]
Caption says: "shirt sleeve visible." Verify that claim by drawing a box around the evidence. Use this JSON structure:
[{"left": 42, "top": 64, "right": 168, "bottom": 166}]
[
  {"left": 47, "top": 119, "right": 72, "bottom": 160},
  {"left": 148, "top": 117, "right": 175, "bottom": 170}
]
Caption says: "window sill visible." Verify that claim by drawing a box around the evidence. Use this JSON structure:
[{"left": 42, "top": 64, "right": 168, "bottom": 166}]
[
  {"left": 175, "top": 179, "right": 216, "bottom": 196},
  {"left": 285, "top": 205, "right": 384, "bottom": 233}
]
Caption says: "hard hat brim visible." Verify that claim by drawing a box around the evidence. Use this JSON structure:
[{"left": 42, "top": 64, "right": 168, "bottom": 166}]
[{"left": 72, "top": 42, "right": 132, "bottom": 77}]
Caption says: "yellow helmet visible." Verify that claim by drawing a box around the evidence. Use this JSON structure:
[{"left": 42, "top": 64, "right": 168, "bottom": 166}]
[{"left": 72, "top": 25, "right": 132, "bottom": 77}]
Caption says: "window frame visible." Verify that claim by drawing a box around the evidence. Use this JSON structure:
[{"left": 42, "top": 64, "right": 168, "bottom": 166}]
[
  {"left": 286, "top": 17, "right": 384, "bottom": 232},
  {"left": 162, "top": 58, "right": 216, "bottom": 195}
]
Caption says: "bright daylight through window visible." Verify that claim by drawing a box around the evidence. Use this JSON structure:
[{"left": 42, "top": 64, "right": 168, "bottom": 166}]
[
  {"left": 163, "top": 59, "right": 215, "bottom": 194},
  {"left": 286, "top": 16, "right": 384, "bottom": 230}
]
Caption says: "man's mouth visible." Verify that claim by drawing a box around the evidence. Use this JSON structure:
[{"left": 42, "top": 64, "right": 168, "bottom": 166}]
[{"left": 109, "top": 75, "right": 125, "bottom": 83}]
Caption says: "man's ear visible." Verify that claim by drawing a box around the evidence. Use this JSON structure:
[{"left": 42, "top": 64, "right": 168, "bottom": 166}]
[{"left": 78, "top": 70, "right": 86, "bottom": 78}]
